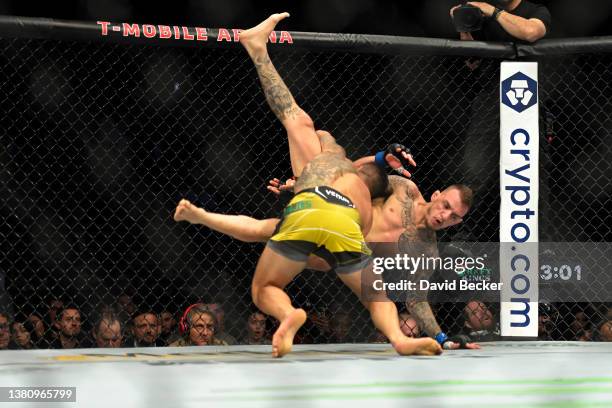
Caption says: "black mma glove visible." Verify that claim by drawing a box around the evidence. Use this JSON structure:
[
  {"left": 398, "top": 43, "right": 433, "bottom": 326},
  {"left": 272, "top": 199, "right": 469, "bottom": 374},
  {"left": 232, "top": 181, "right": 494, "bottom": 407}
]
[{"left": 374, "top": 143, "right": 415, "bottom": 178}]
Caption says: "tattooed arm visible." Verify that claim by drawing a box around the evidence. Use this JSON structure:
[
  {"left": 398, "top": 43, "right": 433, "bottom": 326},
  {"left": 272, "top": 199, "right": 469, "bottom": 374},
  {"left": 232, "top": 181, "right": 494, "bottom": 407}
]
[
  {"left": 391, "top": 176, "right": 444, "bottom": 337},
  {"left": 394, "top": 181, "right": 480, "bottom": 349},
  {"left": 407, "top": 301, "right": 443, "bottom": 338},
  {"left": 405, "top": 236, "right": 481, "bottom": 349},
  {"left": 400, "top": 227, "right": 444, "bottom": 338}
]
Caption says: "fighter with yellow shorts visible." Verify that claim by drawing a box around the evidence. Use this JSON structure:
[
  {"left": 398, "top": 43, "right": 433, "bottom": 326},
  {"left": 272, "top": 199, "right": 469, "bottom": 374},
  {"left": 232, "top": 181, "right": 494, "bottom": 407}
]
[{"left": 268, "top": 186, "right": 372, "bottom": 274}]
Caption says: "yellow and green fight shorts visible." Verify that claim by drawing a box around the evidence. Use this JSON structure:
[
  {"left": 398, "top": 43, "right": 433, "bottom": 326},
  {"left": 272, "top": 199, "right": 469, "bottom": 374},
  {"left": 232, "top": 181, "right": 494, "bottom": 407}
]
[{"left": 267, "top": 186, "right": 372, "bottom": 274}]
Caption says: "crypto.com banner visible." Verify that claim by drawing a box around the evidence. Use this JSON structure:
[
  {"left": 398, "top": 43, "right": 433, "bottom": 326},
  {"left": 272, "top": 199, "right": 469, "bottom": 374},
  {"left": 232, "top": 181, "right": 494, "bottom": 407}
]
[{"left": 500, "top": 62, "right": 539, "bottom": 337}]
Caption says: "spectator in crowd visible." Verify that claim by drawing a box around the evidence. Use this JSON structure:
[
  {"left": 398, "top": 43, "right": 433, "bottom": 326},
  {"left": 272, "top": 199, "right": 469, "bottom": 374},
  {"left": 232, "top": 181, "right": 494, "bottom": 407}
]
[
  {"left": 570, "top": 310, "right": 589, "bottom": 336},
  {"left": 399, "top": 312, "right": 420, "bottom": 338},
  {"left": 117, "top": 293, "right": 136, "bottom": 316},
  {"left": 327, "top": 311, "right": 355, "bottom": 343},
  {"left": 538, "top": 303, "right": 560, "bottom": 341},
  {"left": 304, "top": 305, "right": 331, "bottom": 344},
  {"left": 49, "top": 305, "right": 85, "bottom": 349},
  {"left": 598, "top": 321, "right": 612, "bottom": 342},
  {"left": 301, "top": 305, "right": 357, "bottom": 344},
  {"left": 124, "top": 311, "right": 164, "bottom": 347},
  {"left": 243, "top": 311, "right": 269, "bottom": 345},
  {"left": 0, "top": 312, "right": 10, "bottom": 350},
  {"left": 97, "top": 302, "right": 120, "bottom": 318},
  {"left": 117, "top": 293, "right": 136, "bottom": 328},
  {"left": 79, "top": 304, "right": 116, "bottom": 346},
  {"left": 159, "top": 310, "right": 178, "bottom": 345},
  {"left": 9, "top": 319, "right": 37, "bottom": 350},
  {"left": 156, "top": 313, "right": 162, "bottom": 341},
  {"left": 169, "top": 305, "right": 227, "bottom": 347},
  {"left": 203, "top": 303, "right": 237, "bottom": 345},
  {"left": 450, "top": 0, "right": 551, "bottom": 43},
  {"left": 47, "top": 297, "right": 64, "bottom": 327},
  {"left": 27, "top": 314, "right": 46, "bottom": 347},
  {"left": 567, "top": 306, "right": 600, "bottom": 340},
  {"left": 575, "top": 326, "right": 594, "bottom": 342},
  {"left": 45, "top": 297, "right": 64, "bottom": 341},
  {"left": 461, "top": 300, "right": 500, "bottom": 341},
  {"left": 92, "top": 315, "right": 124, "bottom": 348}
]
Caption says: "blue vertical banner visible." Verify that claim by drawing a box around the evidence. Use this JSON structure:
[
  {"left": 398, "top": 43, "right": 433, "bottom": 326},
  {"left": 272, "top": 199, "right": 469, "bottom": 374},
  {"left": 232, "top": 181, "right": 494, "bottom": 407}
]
[{"left": 500, "top": 62, "right": 539, "bottom": 337}]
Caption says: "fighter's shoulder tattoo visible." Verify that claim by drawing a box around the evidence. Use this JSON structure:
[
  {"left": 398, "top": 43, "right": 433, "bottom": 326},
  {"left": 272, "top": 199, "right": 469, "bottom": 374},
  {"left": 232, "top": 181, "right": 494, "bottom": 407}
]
[
  {"left": 399, "top": 227, "right": 438, "bottom": 257},
  {"left": 296, "top": 153, "right": 354, "bottom": 190},
  {"left": 388, "top": 177, "right": 417, "bottom": 235}
]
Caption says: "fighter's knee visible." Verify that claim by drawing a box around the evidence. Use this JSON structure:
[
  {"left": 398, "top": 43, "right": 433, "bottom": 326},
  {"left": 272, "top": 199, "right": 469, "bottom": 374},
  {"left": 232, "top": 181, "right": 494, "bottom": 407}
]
[{"left": 251, "top": 280, "right": 271, "bottom": 306}]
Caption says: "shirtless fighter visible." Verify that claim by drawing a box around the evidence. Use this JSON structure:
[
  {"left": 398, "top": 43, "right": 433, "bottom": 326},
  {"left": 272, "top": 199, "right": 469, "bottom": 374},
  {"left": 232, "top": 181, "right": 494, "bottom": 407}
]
[
  {"left": 176, "top": 13, "right": 476, "bottom": 351},
  {"left": 176, "top": 13, "right": 441, "bottom": 358}
]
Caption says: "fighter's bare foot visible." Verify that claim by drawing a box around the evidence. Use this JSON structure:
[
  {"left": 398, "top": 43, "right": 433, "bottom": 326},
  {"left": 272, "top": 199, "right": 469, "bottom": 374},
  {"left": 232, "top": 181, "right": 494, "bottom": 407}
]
[
  {"left": 239, "top": 12, "right": 290, "bottom": 58},
  {"left": 392, "top": 337, "right": 442, "bottom": 356},
  {"left": 272, "top": 308, "right": 306, "bottom": 358},
  {"left": 173, "top": 199, "right": 205, "bottom": 224}
]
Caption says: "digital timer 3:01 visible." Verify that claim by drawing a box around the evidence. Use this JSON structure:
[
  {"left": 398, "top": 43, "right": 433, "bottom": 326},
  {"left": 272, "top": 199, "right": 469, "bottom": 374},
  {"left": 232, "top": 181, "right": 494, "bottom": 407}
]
[{"left": 540, "top": 264, "right": 582, "bottom": 281}]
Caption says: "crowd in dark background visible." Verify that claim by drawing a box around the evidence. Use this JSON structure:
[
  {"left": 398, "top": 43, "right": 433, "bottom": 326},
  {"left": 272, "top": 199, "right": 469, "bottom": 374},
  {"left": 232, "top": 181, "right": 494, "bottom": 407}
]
[{"left": 1, "top": 296, "right": 611, "bottom": 350}]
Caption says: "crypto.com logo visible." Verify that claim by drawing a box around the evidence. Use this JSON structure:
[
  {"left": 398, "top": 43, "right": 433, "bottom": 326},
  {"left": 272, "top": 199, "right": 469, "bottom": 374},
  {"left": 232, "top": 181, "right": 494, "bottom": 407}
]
[{"left": 501, "top": 72, "right": 538, "bottom": 113}]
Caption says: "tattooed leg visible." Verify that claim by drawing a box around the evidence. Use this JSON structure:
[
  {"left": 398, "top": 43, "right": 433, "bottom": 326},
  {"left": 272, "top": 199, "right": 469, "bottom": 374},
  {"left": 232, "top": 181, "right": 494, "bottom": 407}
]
[{"left": 239, "top": 13, "right": 322, "bottom": 177}]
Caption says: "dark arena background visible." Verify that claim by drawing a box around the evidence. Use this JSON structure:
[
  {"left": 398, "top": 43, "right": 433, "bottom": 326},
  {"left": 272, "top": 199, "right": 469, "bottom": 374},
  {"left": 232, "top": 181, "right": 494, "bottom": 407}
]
[{"left": 0, "top": 1, "right": 611, "bottom": 407}]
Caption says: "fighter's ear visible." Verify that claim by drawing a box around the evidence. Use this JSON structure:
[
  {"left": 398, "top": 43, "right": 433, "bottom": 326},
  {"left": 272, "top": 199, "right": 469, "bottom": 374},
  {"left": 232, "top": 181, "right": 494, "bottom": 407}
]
[{"left": 431, "top": 190, "right": 441, "bottom": 201}]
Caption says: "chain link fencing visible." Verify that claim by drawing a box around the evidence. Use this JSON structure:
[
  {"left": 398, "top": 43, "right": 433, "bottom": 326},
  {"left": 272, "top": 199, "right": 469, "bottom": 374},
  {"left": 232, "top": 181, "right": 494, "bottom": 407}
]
[{"left": 0, "top": 29, "right": 610, "bottom": 348}]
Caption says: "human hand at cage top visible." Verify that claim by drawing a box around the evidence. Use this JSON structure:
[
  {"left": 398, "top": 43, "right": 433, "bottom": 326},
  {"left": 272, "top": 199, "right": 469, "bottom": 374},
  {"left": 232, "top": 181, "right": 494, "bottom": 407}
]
[
  {"left": 465, "top": 2, "right": 496, "bottom": 18},
  {"left": 267, "top": 177, "right": 295, "bottom": 196},
  {"left": 449, "top": 5, "right": 476, "bottom": 42}
]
